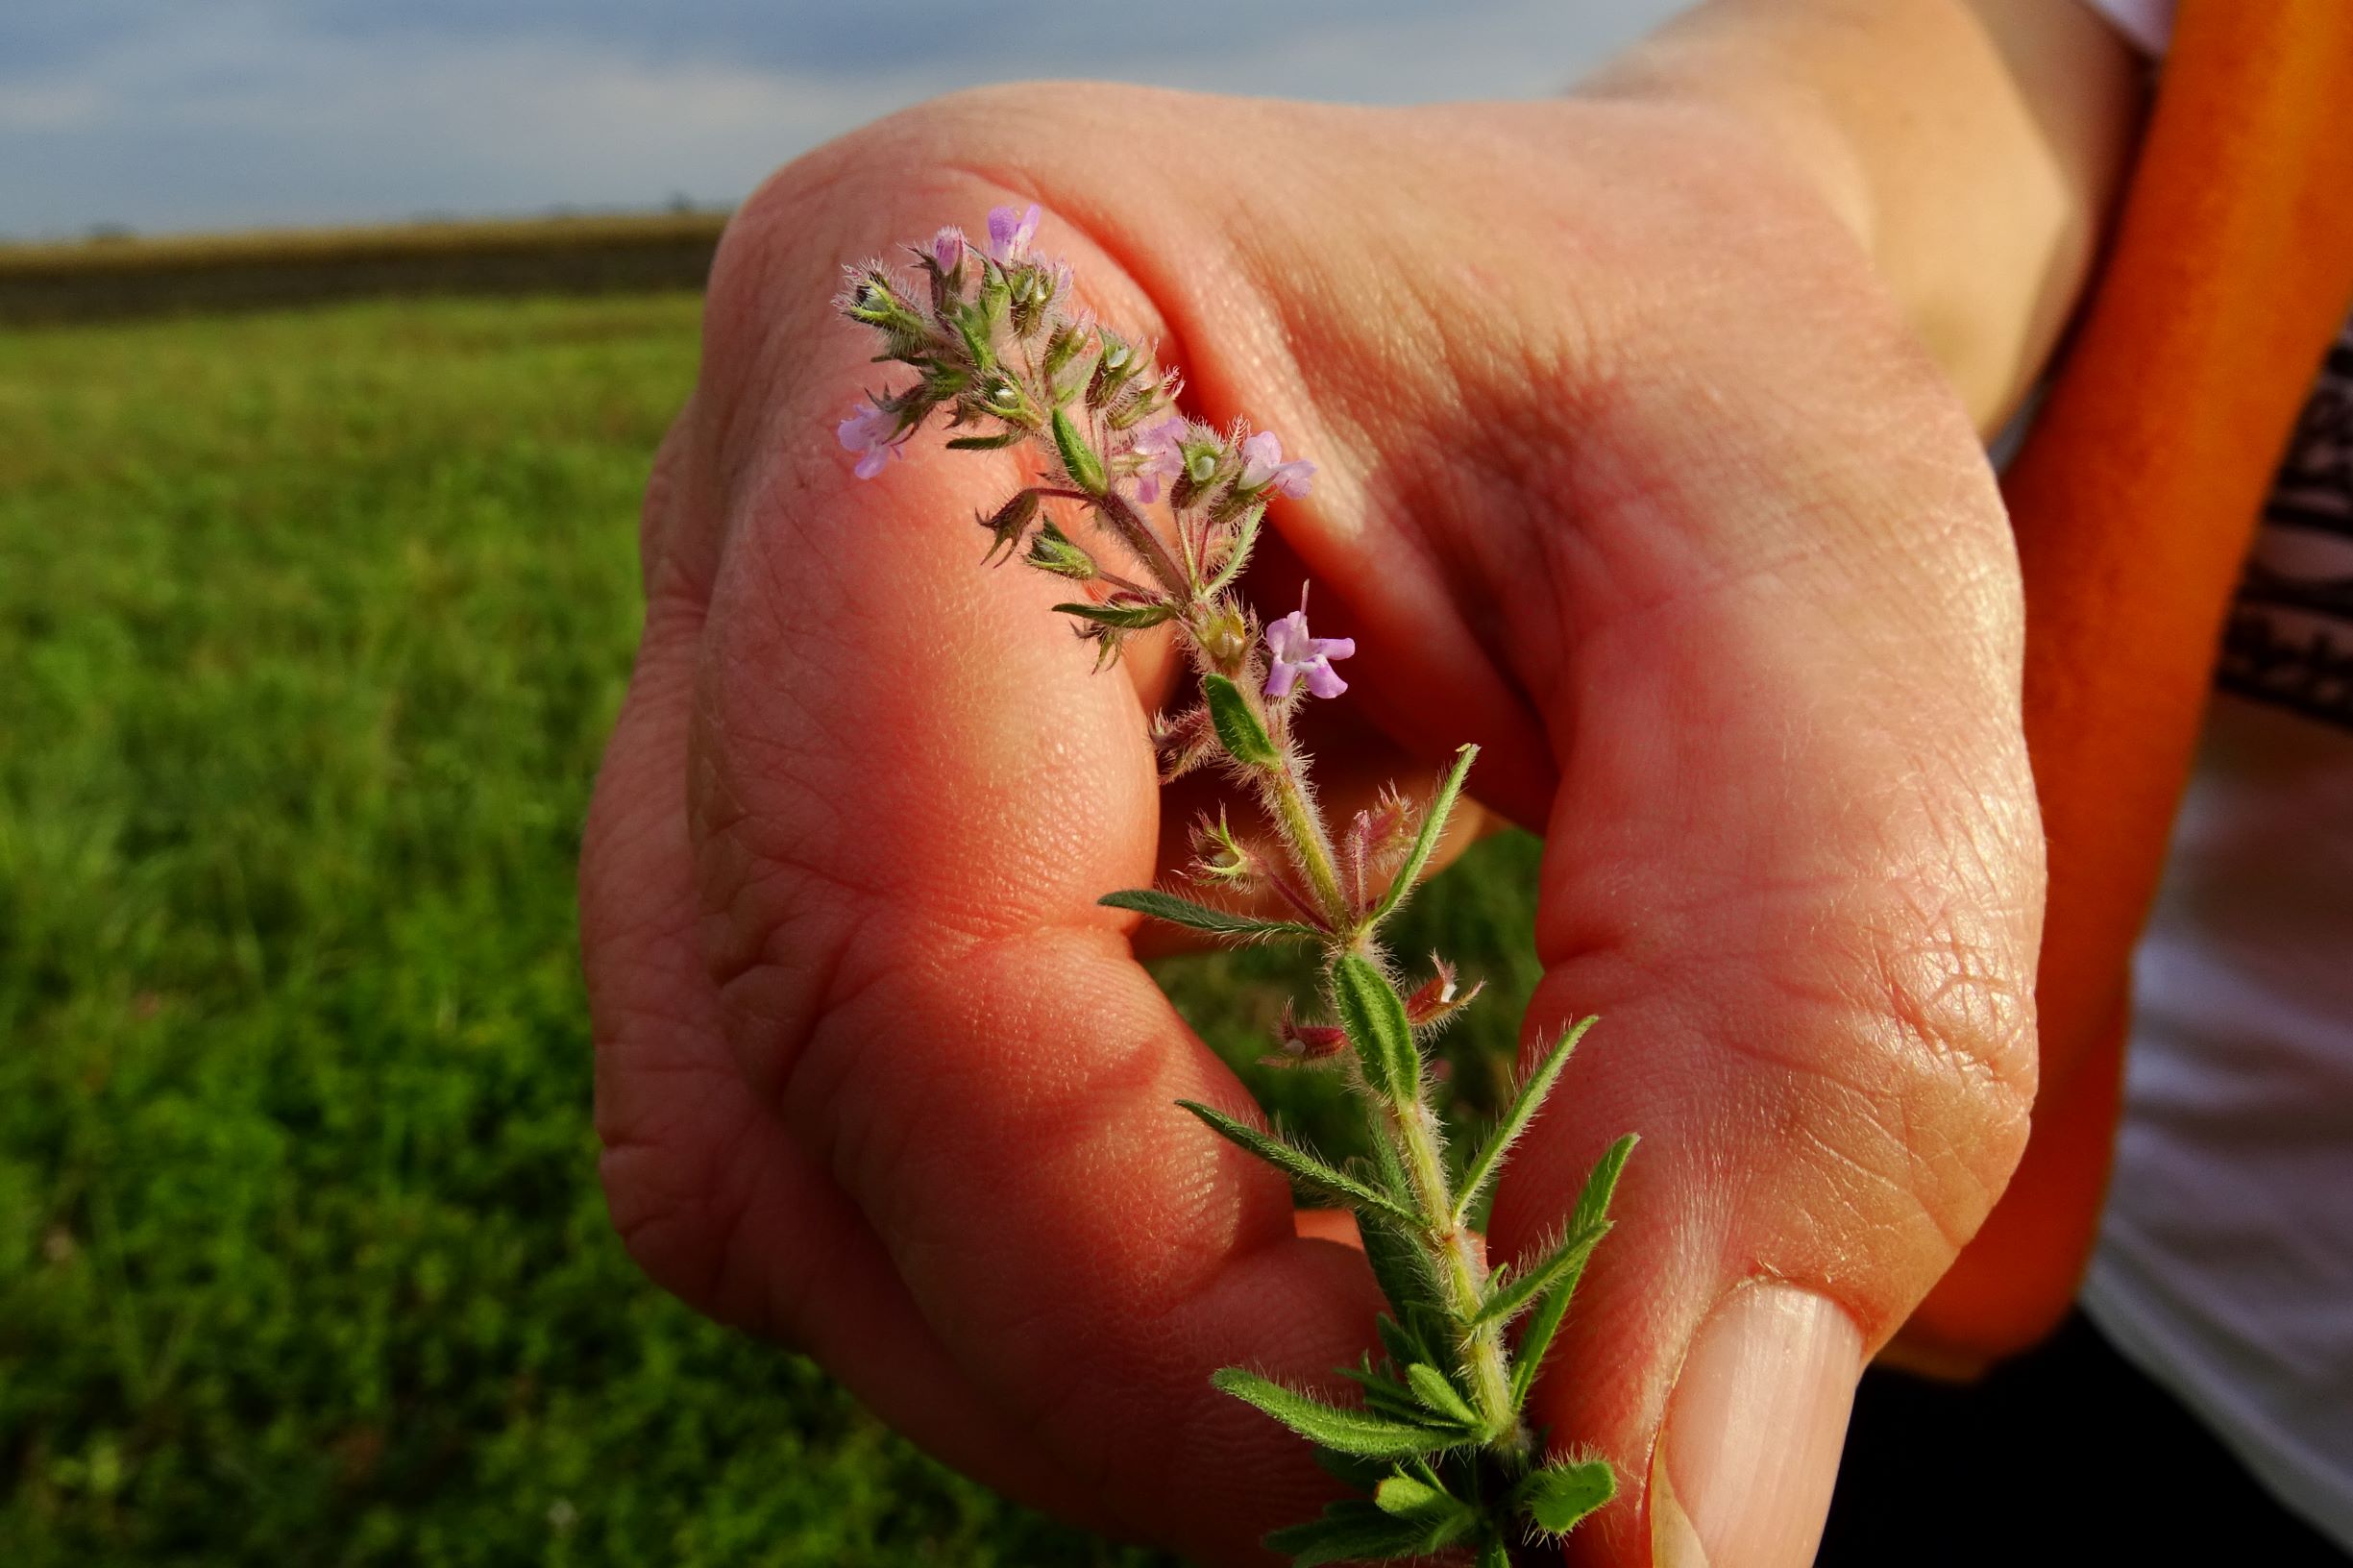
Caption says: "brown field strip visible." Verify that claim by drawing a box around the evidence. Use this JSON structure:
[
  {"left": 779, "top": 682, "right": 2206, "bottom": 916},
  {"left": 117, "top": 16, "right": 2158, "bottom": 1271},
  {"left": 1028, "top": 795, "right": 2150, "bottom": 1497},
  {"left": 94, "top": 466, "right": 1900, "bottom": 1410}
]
[{"left": 0, "top": 211, "right": 731, "bottom": 325}]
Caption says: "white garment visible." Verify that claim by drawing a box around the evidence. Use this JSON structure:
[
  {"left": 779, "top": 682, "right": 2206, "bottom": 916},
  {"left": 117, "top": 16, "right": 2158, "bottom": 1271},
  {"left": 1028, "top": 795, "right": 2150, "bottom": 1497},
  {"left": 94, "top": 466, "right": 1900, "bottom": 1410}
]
[{"left": 2071, "top": 3, "right": 2353, "bottom": 1547}]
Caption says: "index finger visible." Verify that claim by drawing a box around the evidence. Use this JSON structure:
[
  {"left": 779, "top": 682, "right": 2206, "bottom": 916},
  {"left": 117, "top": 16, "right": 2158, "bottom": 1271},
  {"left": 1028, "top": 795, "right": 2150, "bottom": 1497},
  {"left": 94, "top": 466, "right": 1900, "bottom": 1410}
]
[{"left": 690, "top": 141, "right": 1379, "bottom": 1556}]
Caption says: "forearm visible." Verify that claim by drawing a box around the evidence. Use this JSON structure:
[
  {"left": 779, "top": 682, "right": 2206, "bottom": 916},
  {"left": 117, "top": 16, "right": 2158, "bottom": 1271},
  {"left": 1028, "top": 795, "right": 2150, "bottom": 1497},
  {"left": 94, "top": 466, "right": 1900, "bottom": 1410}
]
[{"left": 1585, "top": 0, "right": 2146, "bottom": 434}]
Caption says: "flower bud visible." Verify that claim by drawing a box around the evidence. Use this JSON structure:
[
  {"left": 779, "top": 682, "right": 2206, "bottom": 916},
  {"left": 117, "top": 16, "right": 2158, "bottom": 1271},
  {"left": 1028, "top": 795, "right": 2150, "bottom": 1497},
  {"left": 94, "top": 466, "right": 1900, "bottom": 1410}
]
[
  {"left": 1042, "top": 321, "right": 1087, "bottom": 385},
  {"left": 1151, "top": 703, "right": 1217, "bottom": 782},
  {"left": 1086, "top": 330, "right": 1138, "bottom": 408},
  {"left": 1187, "top": 809, "right": 1260, "bottom": 888},
  {"left": 1196, "top": 603, "right": 1252, "bottom": 671},
  {"left": 1051, "top": 406, "right": 1108, "bottom": 495},
  {"left": 977, "top": 488, "right": 1042, "bottom": 564},
  {"left": 1403, "top": 956, "right": 1483, "bottom": 1030},
  {"left": 1267, "top": 1002, "right": 1350, "bottom": 1066},
  {"left": 1022, "top": 518, "right": 1097, "bottom": 580}
]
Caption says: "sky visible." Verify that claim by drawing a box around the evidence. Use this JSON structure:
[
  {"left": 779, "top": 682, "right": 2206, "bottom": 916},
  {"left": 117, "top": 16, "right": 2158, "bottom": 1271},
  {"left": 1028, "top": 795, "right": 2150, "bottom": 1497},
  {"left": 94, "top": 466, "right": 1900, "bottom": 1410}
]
[{"left": 0, "top": 1, "right": 1693, "bottom": 240}]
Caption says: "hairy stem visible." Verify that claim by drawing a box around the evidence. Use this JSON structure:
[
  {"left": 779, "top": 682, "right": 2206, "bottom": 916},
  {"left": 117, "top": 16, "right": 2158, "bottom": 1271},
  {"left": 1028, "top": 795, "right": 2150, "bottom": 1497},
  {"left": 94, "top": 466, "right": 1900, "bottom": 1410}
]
[{"left": 1385, "top": 1093, "right": 1525, "bottom": 1458}]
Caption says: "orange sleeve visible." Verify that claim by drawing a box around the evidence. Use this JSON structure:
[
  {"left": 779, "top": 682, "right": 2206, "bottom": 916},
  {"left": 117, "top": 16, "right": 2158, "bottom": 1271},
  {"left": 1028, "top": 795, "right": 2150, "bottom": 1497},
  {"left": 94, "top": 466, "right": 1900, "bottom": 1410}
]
[{"left": 1899, "top": 0, "right": 2353, "bottom": 1371}]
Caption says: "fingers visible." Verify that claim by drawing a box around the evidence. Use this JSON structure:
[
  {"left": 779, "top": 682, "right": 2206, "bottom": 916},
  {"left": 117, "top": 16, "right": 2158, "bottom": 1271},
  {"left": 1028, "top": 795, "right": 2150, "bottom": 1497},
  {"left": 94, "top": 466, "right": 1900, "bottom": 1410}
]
[
  {"left": 1482, "top": 291, "right": 2045, "bottom": 1565},
  {"left": 582, "top": 474, "right": 1135, "bottom": 1522},
  {"left": 670, "top": 157, "right": 1404, "bottom": 1557}
]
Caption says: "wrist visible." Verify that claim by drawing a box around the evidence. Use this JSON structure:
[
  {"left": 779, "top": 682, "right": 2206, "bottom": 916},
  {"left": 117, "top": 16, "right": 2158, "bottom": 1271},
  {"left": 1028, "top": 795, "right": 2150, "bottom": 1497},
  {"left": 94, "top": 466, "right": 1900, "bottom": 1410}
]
[{"left": 1578, "top": 0, "right": 2145, "bottom": 434}]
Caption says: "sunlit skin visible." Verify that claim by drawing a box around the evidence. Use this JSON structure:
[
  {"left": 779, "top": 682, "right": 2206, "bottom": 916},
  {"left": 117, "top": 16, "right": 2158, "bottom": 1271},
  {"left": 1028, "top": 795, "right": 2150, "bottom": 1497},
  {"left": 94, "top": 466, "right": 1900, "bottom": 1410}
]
[{"left": 579, "top": 83, "right": 2053, "bottom": 1563}]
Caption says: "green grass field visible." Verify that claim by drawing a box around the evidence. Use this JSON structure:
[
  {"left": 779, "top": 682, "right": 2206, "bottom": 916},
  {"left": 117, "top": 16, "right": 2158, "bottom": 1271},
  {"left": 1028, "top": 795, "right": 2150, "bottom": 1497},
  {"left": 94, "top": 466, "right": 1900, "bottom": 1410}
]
[{"left": 0, "top": 293, "right": 1545, "bottom": 1565}]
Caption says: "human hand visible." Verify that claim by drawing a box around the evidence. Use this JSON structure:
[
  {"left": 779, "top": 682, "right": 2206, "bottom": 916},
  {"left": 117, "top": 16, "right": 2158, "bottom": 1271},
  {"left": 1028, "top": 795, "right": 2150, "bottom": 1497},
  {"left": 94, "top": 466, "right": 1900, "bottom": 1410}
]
[{"left": 580, "top": 84, "right": 2041, "bottom": 1566}]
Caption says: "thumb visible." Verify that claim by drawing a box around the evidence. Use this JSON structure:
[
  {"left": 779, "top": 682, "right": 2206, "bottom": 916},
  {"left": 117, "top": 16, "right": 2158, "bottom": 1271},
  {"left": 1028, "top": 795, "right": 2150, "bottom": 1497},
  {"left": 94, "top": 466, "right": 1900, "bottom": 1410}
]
[{"left": 1485, "top": 472, "right": 2046, "bottom": 1566}]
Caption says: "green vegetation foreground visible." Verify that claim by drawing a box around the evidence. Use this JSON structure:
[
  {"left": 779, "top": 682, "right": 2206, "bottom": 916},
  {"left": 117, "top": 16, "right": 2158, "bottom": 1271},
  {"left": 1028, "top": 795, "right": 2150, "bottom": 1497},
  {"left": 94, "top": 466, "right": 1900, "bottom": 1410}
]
[{"left": 0, "top": 294, "right": 1545, "bottom": 1565}]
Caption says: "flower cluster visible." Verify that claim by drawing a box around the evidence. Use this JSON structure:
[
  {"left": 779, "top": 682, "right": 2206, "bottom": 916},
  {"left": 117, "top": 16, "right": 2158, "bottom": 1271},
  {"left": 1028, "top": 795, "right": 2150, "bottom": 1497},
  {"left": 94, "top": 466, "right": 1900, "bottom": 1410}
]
[{"left": 837, "top": 206, "right": 1631, "bottom": 1568}]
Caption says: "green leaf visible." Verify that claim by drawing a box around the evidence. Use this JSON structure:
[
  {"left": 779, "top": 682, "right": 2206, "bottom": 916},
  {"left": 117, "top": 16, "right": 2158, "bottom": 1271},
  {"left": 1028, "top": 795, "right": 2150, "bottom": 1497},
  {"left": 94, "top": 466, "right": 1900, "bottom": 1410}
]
[
  {"left": 1211, "top": 1369, "right": 1462, "bottom": 1459},
  {"left": 1050, "top": 405, "right": 1107, "bottom": 494},
  {"left": 1403, "top": 1363, "right": 1481, "bottom": 1431},
  {"left": 944, "top": 430, "right": 1024, "bottom": 450},
  {"left": 1476, "top": 1221, "right": 1607, "bottom": 1332},
  {"left": 1096, "top": 887, "right": 1323, "bottom": 943},
  {"left": 1367, "top": 744, "right": 1477, "bottom": 926},
  {"left": 1053, "top": 600, "right": 1172, "bottom": 630},
  {"left": 1263, "top": 1500, "right": 1434, "bottom": 1567},
  {"left": 1508, "top": 1134, "right": 1636, "bottom": 1409},
  {"left": 1176, "top": 1102, "right": 1418, "bottom": 1226},
  {"left": 1331, "top": 954, "right": 1419, "bottom": 1105},
  {"left": 1311, "top": 1446, "right": 1391, "bottom": 1494},
  {"left": 1202, "top": 673, "right": 1278, "bottom": 766},
  {"left": 1452, "top": 1017, "right": 1597, "bottom": 1227},
  {"left": 1372, "top": 1471, "right": 1476, "bottom": 1548},
  {"left": 1476, "top": 1541, "right": 1512, "bottom": 1568},
  {"left": 1202, "top": 504, "right": 1263, "bottom": 596},
  {"left": 1516, "top": 1458, "right": 1616, "bottom": 1534},
  {"left": 1373, "top": 1312, "right": 1426, "bottom": 1373}
]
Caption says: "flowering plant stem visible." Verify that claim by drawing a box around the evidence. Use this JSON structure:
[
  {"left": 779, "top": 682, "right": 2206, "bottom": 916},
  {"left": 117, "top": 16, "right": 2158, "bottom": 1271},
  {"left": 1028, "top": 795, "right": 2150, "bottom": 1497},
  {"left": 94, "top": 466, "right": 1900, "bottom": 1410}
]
[{"left": 838, "top": 205, "right": 1634, "bottom": 1566}]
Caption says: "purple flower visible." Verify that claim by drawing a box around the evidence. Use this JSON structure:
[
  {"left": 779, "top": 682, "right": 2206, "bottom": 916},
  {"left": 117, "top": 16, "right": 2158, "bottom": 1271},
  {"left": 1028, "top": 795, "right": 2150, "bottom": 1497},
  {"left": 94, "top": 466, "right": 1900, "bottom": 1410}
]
[
  {"left": 986, "top": 203, "right": 1041, "bottom": 265},
  {"left": 930, "top": 226, "right": 967, "bottom": 273},
  {"left": 1128, "top": 415, "right": 1188, "bottom": 504},
  {"left": 1264, "top": 607, "right": 1354, "bottom": 699},
  {"left": 836, "top": 401, "right": 905, "bottom": 479},
  {"left": 1238, "top": 429, "right": 1315, "bottom": 499}
]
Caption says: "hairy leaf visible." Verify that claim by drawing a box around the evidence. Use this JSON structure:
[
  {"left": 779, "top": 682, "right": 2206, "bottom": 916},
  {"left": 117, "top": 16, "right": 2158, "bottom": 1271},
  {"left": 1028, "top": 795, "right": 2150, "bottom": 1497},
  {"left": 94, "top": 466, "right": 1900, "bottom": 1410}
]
[
  {"left": 1177, "top": 1102, "right": 1418, "bottom": 1226},
  {"left": 1050, "top": 405, "right": 1107, "bottom": 493},
  {"left": 1096, "top": 888, "right": 1323, "bottom": 942},
  {"left": 1404, "top": 1363, "right": 1481, "bottom": 1431},
  {"left": 1367, "top": 744, "right": 1477, "bottom": 926},
  {"left": 1332, "top": 954, "right": 1419, "bottom": 1105},
  {"left": 1508, "top": 1134, "right": 1636, "bottom": 1409},
  {"left": 944, "top": 430, "right": 1025, "bottom": 450},
  {"left": 1373, "top": 1472, "right": 1477, "bottom": 1548},
  {"left": 1263, "top": 1500, "right": 1435, "bottom": 1567},
  {"left": 1453, "top": 1016, "right": 1597, "bottom": 1226},
  {"left": 1054, "top": 599, "right": 1172, "bottom": 630},
  {"left": 1203, "top": 673, "right": 1278, "bottom": 766},
  {"left": 1212, "top": 1369, "right": 1462, "bottom": 1458},
  {"left": 1517, "top": 1458, "right": 1616, "bottom": 1534}
]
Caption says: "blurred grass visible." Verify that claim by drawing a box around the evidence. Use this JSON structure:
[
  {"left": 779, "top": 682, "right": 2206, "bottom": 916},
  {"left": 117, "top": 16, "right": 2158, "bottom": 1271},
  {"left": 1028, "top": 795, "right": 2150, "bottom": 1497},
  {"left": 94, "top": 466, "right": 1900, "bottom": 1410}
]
[{"left": 0, "top": 293, "right": 1544, "bottom": 1565}]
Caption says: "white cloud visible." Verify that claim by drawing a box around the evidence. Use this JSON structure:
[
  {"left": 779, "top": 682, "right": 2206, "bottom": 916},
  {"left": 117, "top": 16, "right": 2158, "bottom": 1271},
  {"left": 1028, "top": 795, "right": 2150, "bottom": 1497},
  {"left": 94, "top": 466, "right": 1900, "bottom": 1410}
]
[{"left": 0, "top": 0, "right": 1691, "bottom": 238}]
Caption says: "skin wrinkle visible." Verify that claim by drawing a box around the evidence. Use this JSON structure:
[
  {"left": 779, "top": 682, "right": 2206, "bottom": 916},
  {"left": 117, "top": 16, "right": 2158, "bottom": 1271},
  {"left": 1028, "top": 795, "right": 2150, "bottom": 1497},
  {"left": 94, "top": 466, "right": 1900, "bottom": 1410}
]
[{"left": 586, "top": 66, "right": 2070, "bottom": 1553}]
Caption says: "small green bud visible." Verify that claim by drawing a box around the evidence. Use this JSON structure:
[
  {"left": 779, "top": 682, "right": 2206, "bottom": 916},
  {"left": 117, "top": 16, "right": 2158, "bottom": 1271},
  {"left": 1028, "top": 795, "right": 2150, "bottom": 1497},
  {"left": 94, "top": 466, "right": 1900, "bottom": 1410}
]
[
  {"left": 1197, "top": 604, "right": 1251, "bottom": 669},
  {"left": 1042, "top": 322, "right": 1087, "bottom": 383},
  {"left": 1022, "top": 518, "right": 1097, "bottom": 580},
  {"left": 1051, "top": 407, "right": 1107, "bottom": 495},
  {"left": 954, "top": 303, "right": 997, "bottom": 373},
  {"left": 1086, "top": 330, "right": 1137, "bottom": 408}
]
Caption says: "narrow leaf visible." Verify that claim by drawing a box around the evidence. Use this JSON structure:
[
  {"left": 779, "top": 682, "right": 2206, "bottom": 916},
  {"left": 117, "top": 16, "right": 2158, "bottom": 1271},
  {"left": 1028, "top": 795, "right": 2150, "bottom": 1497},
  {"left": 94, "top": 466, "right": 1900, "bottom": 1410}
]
[
  {"left": 1360, "top": 1218, "right": 1447, "bottom": 1360},
  {"left": 1368, "top": 744, "right": 1478, "bottom": 926},
  {"left": 1508, "top": 1134, "right": 1637, "bottom": 1409},
  {"left": 1053, "top": 599, "right": 1172, "bottom": 630},
  {"left": 1263, "top": 1500, "right": 1434, "bottom": 1567},
  {"left": 1476, "top": 1221, "right": 1607, "bottom": 1332},
  {"left": 1374, "top": 1313, "right": 1426, "bottom": 1373},
  {"left": 1050, "top": 405, "right": 1107, "bottom": 493},
  {"left": 1452, "top": 1016, "right": 1598, "bottom": 1226},
  {"left": 1180, "top": 1103, "right": 1420, "bottom": 1225},
  {"left": 1331, "top": 954, "right": 1419, "bottom": 1105},
  {"left": 944, "top": 430, "right": 1024, "bottom": 450},
  {"left": 1373, "top": 1472, "right": 1477, "bottom": 1547},
  {"left": 1517, "top": 1458, "right": 1616, "bottom": 1534},
  {"left": 1404, "top": 1363, "right": 1481, "bottom": 1430},
  {"left": 1311, "top": 1447, "right": 1390, "bottom": 1494},
  {"left": 1212, "top": 1369, "right": 1461, "bottom": 1458},
  {"left": 1096, "top": 888, "right": 1323, "bottom": 943},
  {"left": 1203, "top": 673, "right": 1279, "bottom": 765}
]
